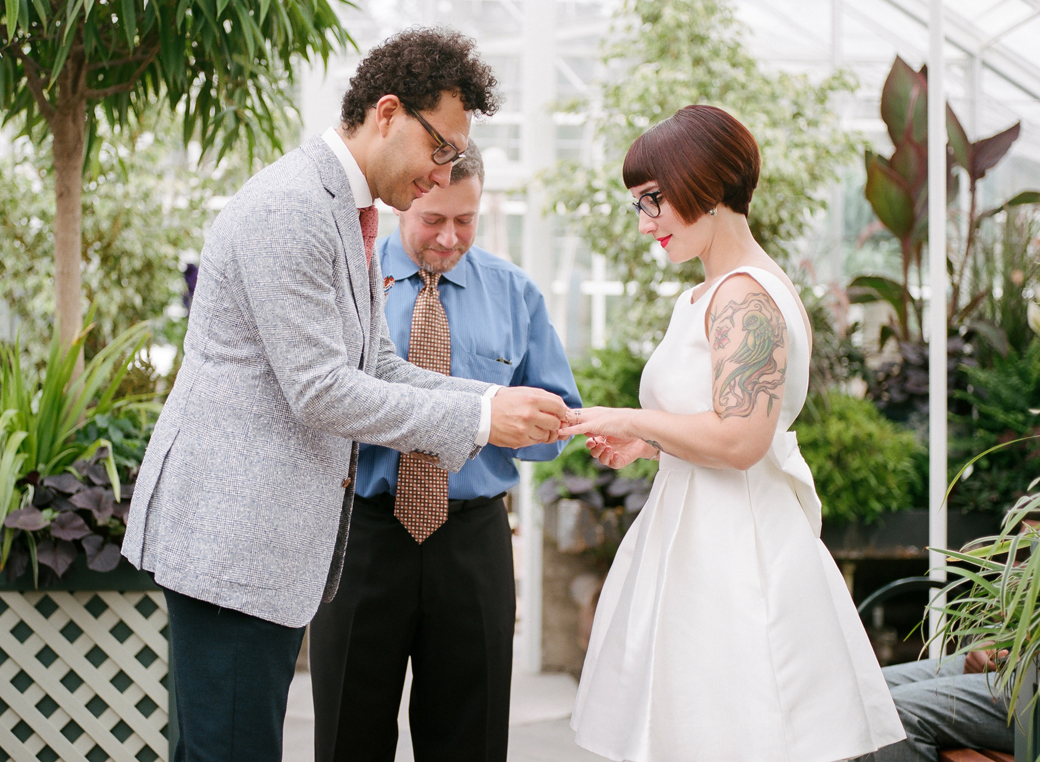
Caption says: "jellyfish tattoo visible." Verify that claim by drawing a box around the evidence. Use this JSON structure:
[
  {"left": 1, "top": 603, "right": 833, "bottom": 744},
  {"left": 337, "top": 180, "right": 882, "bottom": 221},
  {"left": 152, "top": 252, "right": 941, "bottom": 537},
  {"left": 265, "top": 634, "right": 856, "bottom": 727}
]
[{"left": 710, "top": 291, "right": 787, "bottom": 418}]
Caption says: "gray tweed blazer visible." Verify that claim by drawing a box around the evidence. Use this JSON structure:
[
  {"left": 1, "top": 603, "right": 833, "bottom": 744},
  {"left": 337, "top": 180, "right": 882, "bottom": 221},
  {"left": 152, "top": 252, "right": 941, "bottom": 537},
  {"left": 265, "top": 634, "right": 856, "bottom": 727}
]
[{"left": 122, "top": 136, "right": 489, "bottom": 628}]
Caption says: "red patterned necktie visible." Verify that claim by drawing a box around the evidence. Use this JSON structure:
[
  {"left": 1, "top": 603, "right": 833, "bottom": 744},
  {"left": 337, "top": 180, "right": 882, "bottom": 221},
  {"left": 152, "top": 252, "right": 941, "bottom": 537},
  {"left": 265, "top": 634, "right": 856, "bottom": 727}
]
[
  {"left": 359, "top": 205, "right": 378, "bottom": 268},
  {"left": 395, "top": 270, "right": 451, "bottom": 543}
]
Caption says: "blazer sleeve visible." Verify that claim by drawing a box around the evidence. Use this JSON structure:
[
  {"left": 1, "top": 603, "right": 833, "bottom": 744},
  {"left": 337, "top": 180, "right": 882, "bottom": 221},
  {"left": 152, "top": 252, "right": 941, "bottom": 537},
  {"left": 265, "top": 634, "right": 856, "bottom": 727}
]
[
  {"left": 370, "top": 297, "right": 491, "bottom": 395},
  {"left": 229, "top": 196, "right": 483, "bottom": 472}
]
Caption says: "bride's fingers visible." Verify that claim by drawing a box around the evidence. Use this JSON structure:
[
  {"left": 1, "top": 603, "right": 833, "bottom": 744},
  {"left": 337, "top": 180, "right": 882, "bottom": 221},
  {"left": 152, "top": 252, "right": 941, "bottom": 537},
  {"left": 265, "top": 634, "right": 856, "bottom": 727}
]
[{"left": 557, "top": 423, "right": 589, "bottom": 437}]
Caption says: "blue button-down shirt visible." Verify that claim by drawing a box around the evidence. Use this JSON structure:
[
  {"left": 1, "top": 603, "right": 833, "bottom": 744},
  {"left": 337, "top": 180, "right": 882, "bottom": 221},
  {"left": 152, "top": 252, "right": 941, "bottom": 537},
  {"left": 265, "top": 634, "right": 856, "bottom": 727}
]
[{"left": 357, "top": 230, "right": 582, "bottom": 500}]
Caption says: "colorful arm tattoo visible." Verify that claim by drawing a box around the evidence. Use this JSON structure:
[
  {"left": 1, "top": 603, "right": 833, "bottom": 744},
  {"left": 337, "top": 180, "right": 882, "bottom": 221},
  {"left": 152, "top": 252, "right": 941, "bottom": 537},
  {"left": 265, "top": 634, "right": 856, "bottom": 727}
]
[{"left": 709, "top": 291, "right": 787, "bottom": 419}]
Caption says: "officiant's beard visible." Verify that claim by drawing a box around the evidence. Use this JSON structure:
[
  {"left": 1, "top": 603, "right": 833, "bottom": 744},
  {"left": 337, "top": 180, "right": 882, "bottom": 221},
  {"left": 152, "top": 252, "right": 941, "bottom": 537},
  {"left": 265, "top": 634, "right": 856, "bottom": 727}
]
[{"left": 413, "top": 244, "right": 468, "bottom": 274}]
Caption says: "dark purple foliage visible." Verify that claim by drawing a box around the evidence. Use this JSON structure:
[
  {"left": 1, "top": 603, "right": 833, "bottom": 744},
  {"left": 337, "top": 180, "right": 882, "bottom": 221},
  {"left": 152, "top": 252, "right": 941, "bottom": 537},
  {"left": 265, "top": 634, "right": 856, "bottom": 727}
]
[
  {"left": 7, "top": 446, "right": 139, "bottom": 581},
  {"left": 89, "top": 543, "right": 122, "bottom": 573},
  {"left": 81, "top": 535, "right": 121, "bottom": 572},
  {"left": 69, "top": 487, "right": 115, "bottom": 523},
  {"left": 42, "top": 473, "right": 86, "bottom": 494},
  {"left": 84, "top": 463, "right": 110, "bottom": 487},
  {"left": 49, "top": 512, "right": 93, "bottom": 541},
  {"left": 36, "top": 540, "right": 77, "bottom": 577},
  {"left": 4, "top": 506, "right": 49, "bottom": 531}
]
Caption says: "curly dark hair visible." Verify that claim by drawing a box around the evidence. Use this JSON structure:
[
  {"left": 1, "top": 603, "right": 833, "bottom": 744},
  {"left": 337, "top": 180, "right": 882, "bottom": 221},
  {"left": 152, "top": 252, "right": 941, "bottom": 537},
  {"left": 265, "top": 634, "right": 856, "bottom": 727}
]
[{"left": 341, "top": 27, "right": 500, "bottom": 131}]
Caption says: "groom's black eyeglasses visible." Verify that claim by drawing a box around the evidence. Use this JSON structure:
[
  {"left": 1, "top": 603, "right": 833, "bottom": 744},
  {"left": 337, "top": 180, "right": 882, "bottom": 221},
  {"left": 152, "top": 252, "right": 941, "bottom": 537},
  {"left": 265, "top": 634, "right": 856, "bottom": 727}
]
[
  {"left": 632, "top": 190, "right": 663, "bottom": 218},
  {"left": 405, "top": 105, "right": 466, "bottom": 166}
]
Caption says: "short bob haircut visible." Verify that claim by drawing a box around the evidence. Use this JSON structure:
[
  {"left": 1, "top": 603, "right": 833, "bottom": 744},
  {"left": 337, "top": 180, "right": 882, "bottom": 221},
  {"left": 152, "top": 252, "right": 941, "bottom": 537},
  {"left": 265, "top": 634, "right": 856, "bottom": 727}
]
[{"left": 622, "top": 105, "right": 761, "bottom": 223}]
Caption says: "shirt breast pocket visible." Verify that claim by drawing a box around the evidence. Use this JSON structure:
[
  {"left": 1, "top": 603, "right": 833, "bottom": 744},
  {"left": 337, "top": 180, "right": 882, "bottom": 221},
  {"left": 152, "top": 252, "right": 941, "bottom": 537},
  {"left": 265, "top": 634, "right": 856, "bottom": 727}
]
[{"left": 455, "top": 348, "right": 516, "bottom": 386}]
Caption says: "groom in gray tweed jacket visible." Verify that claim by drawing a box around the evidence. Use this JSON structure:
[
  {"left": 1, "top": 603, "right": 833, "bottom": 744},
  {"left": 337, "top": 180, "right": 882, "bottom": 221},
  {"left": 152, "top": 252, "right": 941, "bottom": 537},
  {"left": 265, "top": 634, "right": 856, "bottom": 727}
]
[{"left": 122, "top": 29, "right": 568, "bottom": 762}]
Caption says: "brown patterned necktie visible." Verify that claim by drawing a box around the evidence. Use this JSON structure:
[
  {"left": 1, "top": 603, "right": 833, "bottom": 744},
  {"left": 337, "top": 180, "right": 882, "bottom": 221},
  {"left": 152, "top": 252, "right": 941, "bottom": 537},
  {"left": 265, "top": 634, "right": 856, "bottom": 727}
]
[
  {"left": 359, "top": 205, "right": 378, "bottom": 268},
  {"left": 395, "top": 269, "right": 451, "bottom": 543}
]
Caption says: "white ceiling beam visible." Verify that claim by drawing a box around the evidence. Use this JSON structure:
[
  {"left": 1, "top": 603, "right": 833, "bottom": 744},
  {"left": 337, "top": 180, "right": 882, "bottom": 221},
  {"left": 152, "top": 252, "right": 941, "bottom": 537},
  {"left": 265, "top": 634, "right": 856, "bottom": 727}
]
[
  {"left": 979, "top": 9, "right": 1040, "bottom": 50},
  {"left": 877, "top": 0, "right": 1040, "bottom": 100}
]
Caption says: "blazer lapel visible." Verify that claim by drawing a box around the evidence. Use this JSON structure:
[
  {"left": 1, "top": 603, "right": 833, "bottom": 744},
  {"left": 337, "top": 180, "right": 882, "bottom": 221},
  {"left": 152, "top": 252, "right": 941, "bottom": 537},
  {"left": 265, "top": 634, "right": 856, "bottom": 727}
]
[
  {"left": 332, "top": 199, "right": 373, "bottom": 361},
  {"left": 302, "top": 136, "right": 372, "bottom": 363}
]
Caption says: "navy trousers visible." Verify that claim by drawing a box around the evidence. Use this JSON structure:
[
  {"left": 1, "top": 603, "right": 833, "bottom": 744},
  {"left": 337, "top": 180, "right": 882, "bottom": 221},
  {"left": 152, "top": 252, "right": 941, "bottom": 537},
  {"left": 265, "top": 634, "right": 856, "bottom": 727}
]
[{"left": 163, "top": 587, "right": 306, "bottom": 762}]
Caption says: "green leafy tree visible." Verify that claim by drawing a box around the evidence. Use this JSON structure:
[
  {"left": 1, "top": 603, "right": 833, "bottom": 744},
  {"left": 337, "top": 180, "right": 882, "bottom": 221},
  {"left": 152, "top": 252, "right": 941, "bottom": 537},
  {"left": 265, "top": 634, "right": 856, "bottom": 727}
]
[
  {"left": 1, "top": 110, "right": 198, "bottom": 365},
  {"left": 0, "top": 0, "right": 352, "bottom": 360},
  {"left": 545, "top": 0, "right": 859, "bottom": 343}
]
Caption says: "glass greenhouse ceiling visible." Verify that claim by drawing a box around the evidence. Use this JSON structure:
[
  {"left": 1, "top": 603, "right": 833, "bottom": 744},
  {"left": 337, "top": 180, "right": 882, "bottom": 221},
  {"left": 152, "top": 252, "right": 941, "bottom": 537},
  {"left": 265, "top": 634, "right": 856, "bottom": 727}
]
[{"left": 735, "top": 0, "right": 1040, "bottom": 167}]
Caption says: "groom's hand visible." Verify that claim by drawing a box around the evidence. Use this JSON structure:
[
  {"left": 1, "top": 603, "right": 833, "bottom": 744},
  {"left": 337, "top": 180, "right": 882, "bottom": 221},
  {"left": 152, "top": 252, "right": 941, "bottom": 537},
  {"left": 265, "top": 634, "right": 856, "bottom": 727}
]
[{"left": 489, "top": 387, "right": 568, "bottom": 448}]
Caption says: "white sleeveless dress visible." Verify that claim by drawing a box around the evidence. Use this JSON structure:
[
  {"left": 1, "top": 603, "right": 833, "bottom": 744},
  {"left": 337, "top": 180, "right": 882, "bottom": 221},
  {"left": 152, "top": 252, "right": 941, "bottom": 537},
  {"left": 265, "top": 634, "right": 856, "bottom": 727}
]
[{"left": 571, "top": 266, "right": 905, "bottom": 762}]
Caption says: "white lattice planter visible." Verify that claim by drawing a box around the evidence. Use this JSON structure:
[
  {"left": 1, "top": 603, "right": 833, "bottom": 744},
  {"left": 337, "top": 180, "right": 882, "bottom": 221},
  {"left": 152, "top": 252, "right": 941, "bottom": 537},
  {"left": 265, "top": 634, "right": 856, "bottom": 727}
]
[{"left": 0, "top": 561, "right": 170, "bottom": 762}]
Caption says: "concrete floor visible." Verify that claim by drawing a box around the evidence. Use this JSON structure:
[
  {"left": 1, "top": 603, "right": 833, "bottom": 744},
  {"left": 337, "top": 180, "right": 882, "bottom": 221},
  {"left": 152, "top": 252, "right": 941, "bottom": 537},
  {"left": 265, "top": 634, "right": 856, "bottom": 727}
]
[{"left": 282, "top": 665, "right": 608, "bottom": 762}]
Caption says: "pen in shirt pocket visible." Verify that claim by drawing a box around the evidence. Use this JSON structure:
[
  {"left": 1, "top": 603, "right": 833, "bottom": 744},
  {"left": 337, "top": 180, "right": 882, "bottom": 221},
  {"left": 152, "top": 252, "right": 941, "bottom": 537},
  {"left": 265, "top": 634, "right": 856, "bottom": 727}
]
[{"left": 495, "top": 357, "right": 512, "bottom": 365}]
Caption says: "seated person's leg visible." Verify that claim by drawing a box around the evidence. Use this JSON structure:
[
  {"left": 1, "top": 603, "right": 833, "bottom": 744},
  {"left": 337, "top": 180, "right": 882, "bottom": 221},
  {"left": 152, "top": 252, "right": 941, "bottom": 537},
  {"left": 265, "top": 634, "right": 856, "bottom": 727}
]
[
  {"left": 853, "top": 657, "right": 1012, "bottom": 762},
  {"left": 880, "top": 657, "right": 963, "bottom": 690}
]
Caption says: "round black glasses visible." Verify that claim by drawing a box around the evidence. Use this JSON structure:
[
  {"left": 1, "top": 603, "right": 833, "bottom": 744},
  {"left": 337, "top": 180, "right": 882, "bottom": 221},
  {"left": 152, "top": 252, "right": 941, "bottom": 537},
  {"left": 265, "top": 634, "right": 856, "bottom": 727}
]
[{"left": 632, "top": 190, "right": 663, "bottom": 218}]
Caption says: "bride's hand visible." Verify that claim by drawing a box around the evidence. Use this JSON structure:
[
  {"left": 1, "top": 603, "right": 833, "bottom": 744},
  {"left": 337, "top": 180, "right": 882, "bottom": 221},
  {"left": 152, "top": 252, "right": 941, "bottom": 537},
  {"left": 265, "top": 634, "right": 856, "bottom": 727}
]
[
  {"left": 559, "top": 406, "right": 634, "bottom": 440},
  {"left": 586, "top": 436, "right": 658, "bottom": 469}
]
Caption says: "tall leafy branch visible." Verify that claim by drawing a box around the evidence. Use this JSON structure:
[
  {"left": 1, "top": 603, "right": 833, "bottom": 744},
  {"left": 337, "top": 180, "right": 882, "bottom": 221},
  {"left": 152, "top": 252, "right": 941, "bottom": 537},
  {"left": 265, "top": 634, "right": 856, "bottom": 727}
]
[
  {"left": 0, "top": 0, "right": 353, "bottom": 362},
  {"left": 545, "top": 0, "right": 859, "bottom": 344}
]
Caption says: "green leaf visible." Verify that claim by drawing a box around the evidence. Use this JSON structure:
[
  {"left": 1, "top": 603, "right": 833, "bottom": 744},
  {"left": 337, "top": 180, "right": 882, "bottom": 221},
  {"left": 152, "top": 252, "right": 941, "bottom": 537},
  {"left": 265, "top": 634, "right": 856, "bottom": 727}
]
[
  {"left": 1006, "top": 190, "right": 1040, "bottom": 207},
  {"left": 259, "top": 0, "right": 271, "bottom": 22},
  {"left": 64, "top": 0, "right": 83, "bottom": 28},
  {"left": 175, "top": 0, "right": 190, "bottom": 28},
  {"left": 847, "top": 275, "right": 907, "bottom": 341},
  {"left": 121, "top": 0, "right": 136, "bottom": 49},
  {"left": 946, "top": 104, "right": 971, "bottom": 172},
  {"left": 216, "top": 0, "right": 229, "bottom": 18},
  {"left": 6, "top": 0, "right": 20, "bottom": 36},
  {"left": 49, "top": 31, "right": 77, "bottom": 91},
  {"left": 865, "top": 155, "right": 915, "bottom": 240},
  {"left": 976, "top": 190, "right": 1040, "bottom": 223},
  {"left": 963, "top": 319, "right": 1009, "bottom": 358},
  {"left": 889, "top": 140, "right": 924, "bottom": 188},
  {"left": 30, "top": 0, "right": 47, "bottom": 28},
  {"left": 880, "top": 56, "right": 925, "bottom": 145},
  {"left": 972, "top": 121, "right": 1021, "bottom": 180}
]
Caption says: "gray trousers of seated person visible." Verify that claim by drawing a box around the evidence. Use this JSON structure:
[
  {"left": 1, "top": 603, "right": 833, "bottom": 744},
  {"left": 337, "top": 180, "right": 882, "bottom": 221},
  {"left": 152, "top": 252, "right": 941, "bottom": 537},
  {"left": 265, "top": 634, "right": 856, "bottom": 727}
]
[{"left": 854, "top": 655, "right": 1013, "bottom": 762}]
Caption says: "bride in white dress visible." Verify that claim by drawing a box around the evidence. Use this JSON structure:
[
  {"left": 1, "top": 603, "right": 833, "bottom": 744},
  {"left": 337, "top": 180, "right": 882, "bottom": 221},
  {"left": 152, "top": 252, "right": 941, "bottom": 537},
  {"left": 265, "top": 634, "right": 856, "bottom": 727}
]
[{"left": 558, "top": 105, "right": 906, "bottom": 762}]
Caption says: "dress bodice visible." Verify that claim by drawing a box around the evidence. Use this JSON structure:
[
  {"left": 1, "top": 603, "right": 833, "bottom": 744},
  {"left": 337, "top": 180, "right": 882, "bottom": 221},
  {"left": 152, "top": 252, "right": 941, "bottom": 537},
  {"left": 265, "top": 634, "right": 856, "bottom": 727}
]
[
  {"left": 639, "top": 265, "right": 809, "bottom": 432},
  {"left": 638, "top": 266, "right": 821, "bottom": 534}
]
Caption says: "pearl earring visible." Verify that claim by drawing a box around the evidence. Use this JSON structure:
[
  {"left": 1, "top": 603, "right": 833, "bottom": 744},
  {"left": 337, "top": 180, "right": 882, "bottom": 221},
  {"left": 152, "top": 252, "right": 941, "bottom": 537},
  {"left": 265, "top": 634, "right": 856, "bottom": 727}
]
[{"left": 709, "top": 206, "right": 718, "bottom": 217}]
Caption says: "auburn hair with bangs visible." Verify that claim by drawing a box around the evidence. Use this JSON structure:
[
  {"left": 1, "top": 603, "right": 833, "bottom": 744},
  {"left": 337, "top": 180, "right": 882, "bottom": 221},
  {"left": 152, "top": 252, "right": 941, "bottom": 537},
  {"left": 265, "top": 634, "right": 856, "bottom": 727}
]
[{"left": 623, "top": 105, "right": 761, "bottom": 223}]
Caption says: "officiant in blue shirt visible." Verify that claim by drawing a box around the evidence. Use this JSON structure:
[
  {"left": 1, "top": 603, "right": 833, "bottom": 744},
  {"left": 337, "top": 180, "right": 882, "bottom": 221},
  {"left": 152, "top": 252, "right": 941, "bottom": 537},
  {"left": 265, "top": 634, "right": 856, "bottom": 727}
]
[{"left": 309, "top": 142, "right": 582, "bottom": 762}]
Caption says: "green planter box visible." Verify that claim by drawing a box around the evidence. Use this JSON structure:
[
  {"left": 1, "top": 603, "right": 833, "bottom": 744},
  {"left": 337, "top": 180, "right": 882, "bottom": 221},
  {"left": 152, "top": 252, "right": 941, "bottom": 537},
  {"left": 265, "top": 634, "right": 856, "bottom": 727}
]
[{"left": 0, "top": 557, "right": 174, "bottom": 762}]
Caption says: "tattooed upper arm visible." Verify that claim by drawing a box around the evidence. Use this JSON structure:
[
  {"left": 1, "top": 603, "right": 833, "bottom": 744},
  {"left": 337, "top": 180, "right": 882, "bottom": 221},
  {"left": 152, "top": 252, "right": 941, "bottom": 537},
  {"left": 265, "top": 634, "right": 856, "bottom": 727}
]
[{"left": 707, "top": 277, "right": 788, "bottom": 420}]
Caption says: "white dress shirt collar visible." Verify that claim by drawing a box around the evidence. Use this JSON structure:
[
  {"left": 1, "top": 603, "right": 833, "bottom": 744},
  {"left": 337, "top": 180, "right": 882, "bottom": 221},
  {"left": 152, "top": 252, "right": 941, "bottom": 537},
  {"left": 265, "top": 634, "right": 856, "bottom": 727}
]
[{"left": 322, "top": 127, "right": 374, "bottom": 209}]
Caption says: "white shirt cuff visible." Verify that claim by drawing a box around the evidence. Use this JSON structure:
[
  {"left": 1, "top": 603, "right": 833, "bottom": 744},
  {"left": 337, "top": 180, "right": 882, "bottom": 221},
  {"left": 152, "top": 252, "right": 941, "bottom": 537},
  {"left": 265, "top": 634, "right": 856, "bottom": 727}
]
[{"left": 475, "top": 385, "right": 501, "bottom": 447}]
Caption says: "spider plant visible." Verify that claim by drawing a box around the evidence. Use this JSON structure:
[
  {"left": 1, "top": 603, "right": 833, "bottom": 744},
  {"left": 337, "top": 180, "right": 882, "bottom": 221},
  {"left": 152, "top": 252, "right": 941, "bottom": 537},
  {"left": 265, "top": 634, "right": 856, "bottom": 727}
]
[
  {"left": 929, "top": 440, "right": 1040, "bottom": 743},
  {"left": 0, "top": 315, "right": 150, "bottom": 487},
  {"left": 0, "top": 317, "right": 151, "bottom": 581}
]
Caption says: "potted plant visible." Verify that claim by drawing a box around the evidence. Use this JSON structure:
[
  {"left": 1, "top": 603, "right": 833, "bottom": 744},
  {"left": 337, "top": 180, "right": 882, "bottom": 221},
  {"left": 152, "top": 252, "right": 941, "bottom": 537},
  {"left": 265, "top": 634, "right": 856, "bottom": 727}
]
[
  {"left": 932, "top": 453, "right": 1040, "bottom": 762},
  {"left": 0, "top": 320, "right": 173, "bottom": 762}
]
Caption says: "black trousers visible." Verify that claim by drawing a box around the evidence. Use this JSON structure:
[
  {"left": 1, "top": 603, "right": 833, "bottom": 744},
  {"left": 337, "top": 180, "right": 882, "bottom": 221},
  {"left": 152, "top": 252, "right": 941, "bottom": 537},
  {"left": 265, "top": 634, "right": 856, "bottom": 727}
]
[
  {"left": 163, "top": 587, "right": 306, "bottom": 762},
  {"left": 309, "top": 493, "right": 516, "bottom": 762}
]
